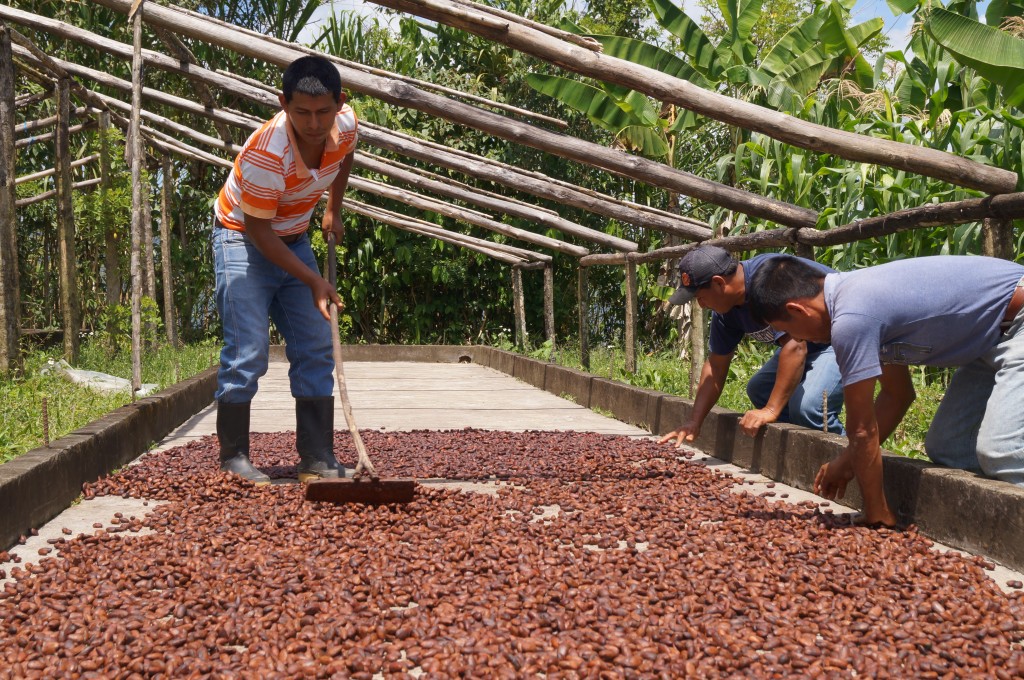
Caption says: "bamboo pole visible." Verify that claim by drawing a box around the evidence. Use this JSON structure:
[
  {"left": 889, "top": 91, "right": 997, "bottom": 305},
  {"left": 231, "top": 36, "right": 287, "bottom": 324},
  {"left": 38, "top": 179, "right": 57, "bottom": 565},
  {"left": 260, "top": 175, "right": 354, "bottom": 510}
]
[
  {"left": 346, "top": 199, "right": 541, "bottom": 264},
  {"left": 543, "top": 263, "right": 555, "bottom": 349},
  {"left": 14, "top": 89, "right": 50, "bottom": 109},
  {"left": 0, "top": 24, "right": 21, "bottom": 373},
  {"left": 624, "top": 258, "right": 637, "bottom": 374},
  {"left": 512, "top": 266, "right": 527, "bottom": 350},
  {"left": 15, "top": 154, "right": 99, "bottom": 184},
  {"left": 371, "top": 0, "right": 1017, "bottom": 195},
  {"left": 55, "top": 78, "right": 80, "bottom": 362},
  {"left": 577, "top": 266, "right": 589, "bottom": 371},
  {"left": 354, "top": 154, "right": 593, "bottom": 255},
  {"left": 14, "top": 177, "right": 102, "bottom": 207},
  {"left": 128, "top": 0, "right": 144, "bottom": 393},
  {"left": 15, "top": 106, "right": 93, "bottom": 135},
  {"left": 348, "top": 175, "right": 586, "bottom": 257},
  {"left": 15, "top": 120, "right": 96, "bottom": 148},
  {"left": 86, "top": 0, "right": 819, "bottom": 229},
  {"left": 160, "top": 155, "right": 177, "bottom": 346}
]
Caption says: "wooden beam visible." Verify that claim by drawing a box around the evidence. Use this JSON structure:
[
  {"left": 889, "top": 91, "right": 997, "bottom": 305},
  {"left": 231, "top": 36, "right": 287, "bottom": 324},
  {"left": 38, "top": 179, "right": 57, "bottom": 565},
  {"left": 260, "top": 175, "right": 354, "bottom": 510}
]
[
  {"left": 360, "top": 125, "right": 705, "bottom": 244},
  {"left": 100, "top": 112, "right": 120, "bottom": 308},
  {"left": 55, "top": 78, "right": 80, "bottom": 362},
  {"left": 129, "top": 2, "right": 144, "bottom": 391},
  {"left": 14, "top": 89, "right": 51, "bottom": 109},
  {"left": 346, "top": 199, "right": 529, "bottom": 265},
  {"left": 982, "top": 217, "right": 1015, "bottom": 261},
  {"left": 355, "top": 154, "right": 592, "bottom": 255},
  {"left": 15, "top": 120, "right": 96, "bottom": 148},
  {"left": 577, "top": 266, "right": 589, "bottom": 370},
  {"left": 170, "top": 3, "right": 570, "bottom": 129},
  {"left": 348, "top": 175, "right": 585, "bottom": 257},
  {"left": 371, "top": 0, "right": 1018, "bottom": 195},
  {"left": 543, "top": 263, "right": 554, "bottom": 348},
  {"left": 14, "top": 177, "right": 101, "bottom": 207},
  {"left": 151, "top": 26, "right": 235, "bottom": 145},
  {"left": 512, "top": 266, "right": 527, "bottom": 350},
  {"left": 624, "top": 259, "right": 637, "bottom": 374},
  {"left": 14, "top": 106, "right": 92, "bottom": 135},
  {"left": 86, "top": 0, "right": 819, "bottom": 229},
  {"left": 0, "top": 25, "right": 21, "bottom": 373},
  {"left": 15, "top": 153, "right": 99, "bottom": 185}
]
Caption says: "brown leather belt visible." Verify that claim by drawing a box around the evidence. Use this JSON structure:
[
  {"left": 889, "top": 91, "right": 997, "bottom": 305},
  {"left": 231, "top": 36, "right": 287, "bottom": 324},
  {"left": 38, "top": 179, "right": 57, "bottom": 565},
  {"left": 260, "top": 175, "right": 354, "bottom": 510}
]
[
  {"left": 214, "top": 217, "right": 304, "bottom": 244},
  {"left": 1005, "top": 285, "right": 1024, "bottom": 324}
]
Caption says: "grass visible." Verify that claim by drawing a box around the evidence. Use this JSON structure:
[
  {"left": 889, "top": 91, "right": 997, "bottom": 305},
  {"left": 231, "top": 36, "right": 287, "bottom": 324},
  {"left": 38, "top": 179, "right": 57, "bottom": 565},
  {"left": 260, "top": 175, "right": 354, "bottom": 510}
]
[
  {"left": 0, "top": 339, "right": 220, "bottom": 464},
  {"left": 536, "top": 339, "right": 946, "bottom": 461}
]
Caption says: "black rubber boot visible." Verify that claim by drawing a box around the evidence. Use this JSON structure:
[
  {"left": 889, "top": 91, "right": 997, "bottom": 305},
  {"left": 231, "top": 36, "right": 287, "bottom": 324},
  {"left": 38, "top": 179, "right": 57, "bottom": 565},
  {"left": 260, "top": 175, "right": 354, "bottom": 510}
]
[
  {"left": 296, "top": 397, "right": 344, "bottom": 483},
  {"left": 217, "top": 401, "right": 271, "bottom": 485}
]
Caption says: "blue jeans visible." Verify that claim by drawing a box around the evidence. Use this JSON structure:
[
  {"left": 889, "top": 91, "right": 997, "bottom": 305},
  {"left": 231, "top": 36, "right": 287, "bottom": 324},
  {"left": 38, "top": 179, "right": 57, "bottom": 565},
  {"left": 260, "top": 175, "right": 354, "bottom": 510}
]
[
  {"left": 746, "top": 346, "right": 845, "bottom": 434},
  {"left": 213, "top": 227, "right": 334, "bottom": 403},
  {"left": 925, "top": 303, "right": 1024, "bottom": 484}
]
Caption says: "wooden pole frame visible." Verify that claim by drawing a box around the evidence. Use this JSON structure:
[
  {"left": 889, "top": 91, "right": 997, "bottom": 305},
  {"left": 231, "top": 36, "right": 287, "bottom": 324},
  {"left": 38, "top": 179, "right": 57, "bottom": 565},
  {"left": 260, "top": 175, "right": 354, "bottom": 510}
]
[{"left": 0, "top": 24, "right": 21, "bottom": 373}]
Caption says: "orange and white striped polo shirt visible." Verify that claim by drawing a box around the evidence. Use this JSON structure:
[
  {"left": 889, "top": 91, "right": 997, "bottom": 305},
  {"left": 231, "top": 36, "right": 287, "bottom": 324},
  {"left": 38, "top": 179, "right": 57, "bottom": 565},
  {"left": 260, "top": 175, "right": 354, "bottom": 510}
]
[{"left": 215, "top": 105, "right": 358, "bottom": 236}]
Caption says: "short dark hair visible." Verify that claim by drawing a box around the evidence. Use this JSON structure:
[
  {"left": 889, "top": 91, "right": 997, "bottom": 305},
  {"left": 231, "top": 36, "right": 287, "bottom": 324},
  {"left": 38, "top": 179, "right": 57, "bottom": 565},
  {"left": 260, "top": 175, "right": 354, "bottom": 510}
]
[
  {"left": 282, "top": 56, "right": 342, "bottom": 102},
  {"left": 747, "top": 255, "right": 826, "bottom": 324}
]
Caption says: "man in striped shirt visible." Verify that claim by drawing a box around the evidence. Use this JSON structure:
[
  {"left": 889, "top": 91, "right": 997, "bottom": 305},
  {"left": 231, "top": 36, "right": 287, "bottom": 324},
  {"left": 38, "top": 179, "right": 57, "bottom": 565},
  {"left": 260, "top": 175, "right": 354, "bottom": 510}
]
[{"left": 212, "top": 56, "right": 357, "bottom": 484}]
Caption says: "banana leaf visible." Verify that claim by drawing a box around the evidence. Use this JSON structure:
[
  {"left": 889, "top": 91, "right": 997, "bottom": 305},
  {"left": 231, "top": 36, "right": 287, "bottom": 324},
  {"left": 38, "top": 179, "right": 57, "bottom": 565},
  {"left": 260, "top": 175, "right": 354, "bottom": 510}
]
[
  {"left": 924, "top": 8, "right": 1024, "bottom": 107},
  {"left": 525, "top": 74, "right": 639, "bottom": 134},
  {"left": 594, "top": 35, "right": 710, "bottom": 88},
  {"left": 646, "top": 0, "right": 723, "bottom": 79}
]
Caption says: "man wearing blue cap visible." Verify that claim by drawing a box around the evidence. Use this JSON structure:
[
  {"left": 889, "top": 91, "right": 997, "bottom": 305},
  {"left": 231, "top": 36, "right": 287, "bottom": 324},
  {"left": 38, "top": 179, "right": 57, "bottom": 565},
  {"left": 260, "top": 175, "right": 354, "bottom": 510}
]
[{"left": 659, "top": 245, "right": 844, "bottom": 448}]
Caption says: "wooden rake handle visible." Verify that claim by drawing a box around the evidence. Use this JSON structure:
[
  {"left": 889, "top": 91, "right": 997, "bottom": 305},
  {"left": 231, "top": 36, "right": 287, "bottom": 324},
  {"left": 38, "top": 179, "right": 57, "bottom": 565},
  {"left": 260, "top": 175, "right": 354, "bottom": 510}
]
[{"left": 326, "top": 231, "right": 378, "bottom": 480}]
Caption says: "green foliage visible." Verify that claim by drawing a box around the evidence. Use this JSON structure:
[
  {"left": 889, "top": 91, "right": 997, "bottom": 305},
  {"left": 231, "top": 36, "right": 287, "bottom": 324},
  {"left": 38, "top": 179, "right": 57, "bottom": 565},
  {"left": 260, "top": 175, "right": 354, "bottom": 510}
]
[{"left": 0, "top": 340, "right": 219, "bottom": 464}]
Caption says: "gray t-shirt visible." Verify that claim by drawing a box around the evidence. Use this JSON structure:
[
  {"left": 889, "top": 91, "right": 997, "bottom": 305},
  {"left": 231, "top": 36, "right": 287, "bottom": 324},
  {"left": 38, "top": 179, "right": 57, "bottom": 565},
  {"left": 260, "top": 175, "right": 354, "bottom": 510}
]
[{"left": 824, "top": 256, "right": 1024, "bottom": 386}]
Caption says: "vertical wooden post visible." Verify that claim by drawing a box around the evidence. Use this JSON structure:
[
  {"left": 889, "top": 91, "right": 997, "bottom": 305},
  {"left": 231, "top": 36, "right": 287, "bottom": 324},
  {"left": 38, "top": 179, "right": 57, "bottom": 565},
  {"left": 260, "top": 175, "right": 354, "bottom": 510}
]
[
  {"left": 100, "top": 111, "right": 121, "bottom": 308},
  {"left": 577, "top": 265, "right": 589, "bottom": 371},
  {"left": 688, "top": 300, "right": 705, "bottom": 398},
  {"left": 794, "top": 242, "right": 814, "bottom": 260},
  {"left": 624, "top": 258, "right": 637, "bottom": 374},
  {"left": 512, "top": 265, "right": 527, "bottom": 350},
  {"left": 982, "top": 217, "right": 1015, "bottom": 261},
  {"left": 543, "top": 262, "right": 555, "bottom": 349},
  {"left": 160, "top": 155, "right": 177, "bottom": 347},
  {"left": 143, "top": 182, "right": 157, "bottom": 303},
  {"left": 0, "top": 25, "right": 21, "bottom": 373},
  {"left": 129, "top": 0, "right": 145, "bottom": 392},
  {"left": 55, "top": 77, "right": 80, "bottom": 363}
]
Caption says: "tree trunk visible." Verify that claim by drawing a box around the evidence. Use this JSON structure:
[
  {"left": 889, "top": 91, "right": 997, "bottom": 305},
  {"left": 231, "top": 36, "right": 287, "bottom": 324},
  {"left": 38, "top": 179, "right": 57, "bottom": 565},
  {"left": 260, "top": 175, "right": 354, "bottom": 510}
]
[
  {"left": 0, "top": 26, "right": 21, "bottom": 373},
  {"left": 55, "top": 78, "right": 80, "bottom": 363}
]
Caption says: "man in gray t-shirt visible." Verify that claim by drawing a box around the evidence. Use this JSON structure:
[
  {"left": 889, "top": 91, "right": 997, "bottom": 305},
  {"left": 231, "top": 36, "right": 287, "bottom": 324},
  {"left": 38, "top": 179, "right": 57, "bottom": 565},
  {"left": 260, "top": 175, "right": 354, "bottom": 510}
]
[{"left": 748, "top": 255, "right": 1024, "bottom": 527}]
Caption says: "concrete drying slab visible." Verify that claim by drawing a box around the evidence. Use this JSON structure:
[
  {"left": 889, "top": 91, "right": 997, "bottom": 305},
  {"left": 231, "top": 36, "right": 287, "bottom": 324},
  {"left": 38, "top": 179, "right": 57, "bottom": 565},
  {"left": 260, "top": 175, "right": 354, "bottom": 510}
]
[{"left": 5, "top": 358, "right": 1023, "bottom": 596}]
